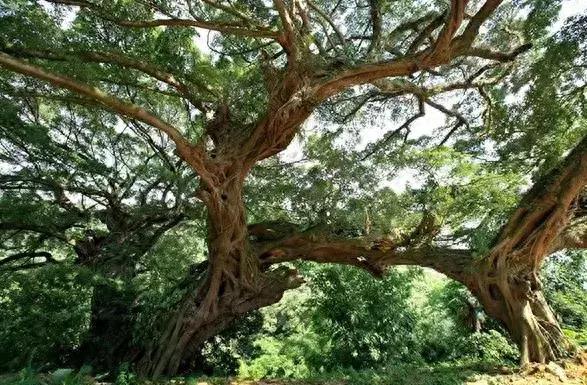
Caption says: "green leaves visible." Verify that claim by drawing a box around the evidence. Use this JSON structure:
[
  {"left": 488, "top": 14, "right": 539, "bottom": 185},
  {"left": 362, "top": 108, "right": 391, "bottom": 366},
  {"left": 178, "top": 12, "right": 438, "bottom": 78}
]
[
  {"left": 543, "top": 251, "right": 587, "bottom": 334},
  {"left": 0, "top": 264, "right": 92, "bottom": 370}
]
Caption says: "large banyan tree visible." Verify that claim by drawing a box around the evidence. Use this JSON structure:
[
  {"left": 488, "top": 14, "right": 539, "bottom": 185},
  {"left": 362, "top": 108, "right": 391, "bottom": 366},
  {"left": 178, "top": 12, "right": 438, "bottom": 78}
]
[{"left": 0, "top": 0, "right": 586, "bottom": 377}]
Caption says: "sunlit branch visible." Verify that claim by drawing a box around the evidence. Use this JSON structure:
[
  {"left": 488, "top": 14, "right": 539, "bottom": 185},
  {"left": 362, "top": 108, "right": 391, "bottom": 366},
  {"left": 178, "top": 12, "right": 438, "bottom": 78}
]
[
  {"left": 273, "top": 0, "right": 297, "bottom": 56},
  {"left": 0, "top": 52, "right": 216, "bottom": 188},
  {"left": 425, "top": 0, "right": 468, "bottom": 62},
  {"left": 254, "top": 223, "right": 473, "bottom": 281}
]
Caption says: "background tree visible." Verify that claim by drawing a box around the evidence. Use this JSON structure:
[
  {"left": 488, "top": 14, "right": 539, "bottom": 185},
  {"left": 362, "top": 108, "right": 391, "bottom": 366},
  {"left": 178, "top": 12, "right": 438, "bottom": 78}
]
[{"left": 0, "top": 94, "right": 199, "bottom": 369}]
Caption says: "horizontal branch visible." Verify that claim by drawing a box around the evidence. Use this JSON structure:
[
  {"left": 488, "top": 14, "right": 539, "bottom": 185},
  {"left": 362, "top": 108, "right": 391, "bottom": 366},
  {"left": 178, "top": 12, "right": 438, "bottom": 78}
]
[
  {"left": 252, "top": 224, "right": 474, "bottom": 282},
  {"left": 0, "top": 251, "right": 55, "bottom": 268}
]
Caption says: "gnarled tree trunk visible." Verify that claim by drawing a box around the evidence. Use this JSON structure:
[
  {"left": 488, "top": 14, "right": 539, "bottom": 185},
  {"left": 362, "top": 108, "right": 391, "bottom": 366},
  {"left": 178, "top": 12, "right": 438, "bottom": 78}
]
[
  {"left": 466, "top": 256, "right": 571, "bottom": 365},
  {"left": 466, "top": 136, "right": 587, "bottom": 364},
  {"left": 137, "top": 170, "right": 302, "bottom": 377}
]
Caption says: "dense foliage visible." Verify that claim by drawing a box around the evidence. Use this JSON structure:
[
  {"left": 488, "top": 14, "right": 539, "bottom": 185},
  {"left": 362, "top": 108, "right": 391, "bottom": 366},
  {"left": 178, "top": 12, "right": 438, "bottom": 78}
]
[{"left": 0, "top": 0, "right": 586, "bottom": 381}]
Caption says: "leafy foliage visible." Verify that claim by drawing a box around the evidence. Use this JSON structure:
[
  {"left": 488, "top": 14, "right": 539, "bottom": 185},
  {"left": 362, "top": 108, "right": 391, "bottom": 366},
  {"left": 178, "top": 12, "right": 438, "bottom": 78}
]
[
  {"left": 543, "top": 251, "right": 587, "bottom": 346},
  {"left": 0, "top": 266, "right": 92, "bottom": 371},
  {"left": 0, "top": 0, "right": 585, "bottom": 380}
]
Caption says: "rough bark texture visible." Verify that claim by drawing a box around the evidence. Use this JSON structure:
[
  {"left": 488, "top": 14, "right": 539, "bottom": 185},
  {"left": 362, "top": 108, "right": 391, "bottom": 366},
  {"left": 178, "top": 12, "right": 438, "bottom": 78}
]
[
  {"left": 137, "top": 172, "right": 303, "bottom": 377},
  {"left": 467, "top": 259, "right": 570, "bottom": 365},
  {"left": 474, "top": 135, "right": 587, "bottom": 364}
]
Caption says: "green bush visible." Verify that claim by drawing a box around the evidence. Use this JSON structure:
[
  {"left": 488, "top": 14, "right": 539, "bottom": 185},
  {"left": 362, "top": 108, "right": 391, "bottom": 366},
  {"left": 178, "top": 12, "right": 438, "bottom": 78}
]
[
  {"left": 238, "top": 336, "right": 312, "bottom": 379},
  {"left": 456, "top": 331, "right": 519, "bottom": 364},
  {"left": 0, "top": 266, "right": 92, "bottom": 371},
  {"left": 306, "top": 265, "right": 422, "bottom": 370}
]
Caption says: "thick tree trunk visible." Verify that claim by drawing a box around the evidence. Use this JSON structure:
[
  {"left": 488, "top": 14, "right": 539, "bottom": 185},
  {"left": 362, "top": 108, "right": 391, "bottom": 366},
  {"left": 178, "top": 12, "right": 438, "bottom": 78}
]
[
  {"left": 136, "top": 172, "right": 301, "bottom": 377},
  {"left": 468, "top": 256, "right": 572, "bottom": 365},
  {"left": 76, "top": 282, "right": 137, "bottom": 370}
]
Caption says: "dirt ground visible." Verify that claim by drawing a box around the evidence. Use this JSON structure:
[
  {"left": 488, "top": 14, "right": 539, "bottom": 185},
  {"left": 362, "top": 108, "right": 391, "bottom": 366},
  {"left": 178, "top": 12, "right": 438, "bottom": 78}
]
[
  {"left": 2, "top": 354, "right": 585, "bottom": 385},
  {"left": 464, "top": 353, "right": 587, "bottom": 385}
]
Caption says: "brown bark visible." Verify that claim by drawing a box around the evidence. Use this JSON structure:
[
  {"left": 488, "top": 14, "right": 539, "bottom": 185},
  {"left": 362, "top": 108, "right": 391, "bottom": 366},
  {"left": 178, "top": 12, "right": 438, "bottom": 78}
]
[
  {"left": 466, "top": 258, "right": 571, "bottom": 365},
  {"left": 137, "top": 171, "right": 302, "bottom": 377}
]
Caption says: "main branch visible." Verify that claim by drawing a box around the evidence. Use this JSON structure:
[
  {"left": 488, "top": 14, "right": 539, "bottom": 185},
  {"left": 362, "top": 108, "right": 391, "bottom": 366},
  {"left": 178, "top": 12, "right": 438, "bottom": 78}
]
[{"left": 0, "top": 52, "right": 216, "bottom": 187}]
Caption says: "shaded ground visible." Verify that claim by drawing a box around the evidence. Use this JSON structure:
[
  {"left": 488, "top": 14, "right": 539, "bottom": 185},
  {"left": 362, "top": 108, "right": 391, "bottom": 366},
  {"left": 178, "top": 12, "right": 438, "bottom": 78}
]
[
  {"left": 1, "top": 353, "right": 585, "bottom": 385},
  {"left": 170, "top": 354, "right": 587, "bottom": 385}
]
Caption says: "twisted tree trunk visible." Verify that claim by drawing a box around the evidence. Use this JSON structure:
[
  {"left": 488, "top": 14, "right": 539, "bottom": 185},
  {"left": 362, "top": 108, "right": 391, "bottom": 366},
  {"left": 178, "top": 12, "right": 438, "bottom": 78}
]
[
  {"left": 137, "top": 170, "right": 302, "bottom": 377},
  {"left": 465, "top": 257, "right": 570, "bottom": 365},
  {"left": 467, "top": 135, "right": 587, "bottom": 364}
]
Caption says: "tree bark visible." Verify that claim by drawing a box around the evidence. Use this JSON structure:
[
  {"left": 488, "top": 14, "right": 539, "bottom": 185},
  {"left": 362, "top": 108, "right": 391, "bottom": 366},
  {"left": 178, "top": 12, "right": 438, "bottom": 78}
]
[
  {"left": 466, "top": 255, "right": 572, "bottom": 365},
  {"left": 76, "top": 283, "right": 138, "bottom": 370},
  {"left": 137, "top": 170, "right": 302, "bottom": 377}
]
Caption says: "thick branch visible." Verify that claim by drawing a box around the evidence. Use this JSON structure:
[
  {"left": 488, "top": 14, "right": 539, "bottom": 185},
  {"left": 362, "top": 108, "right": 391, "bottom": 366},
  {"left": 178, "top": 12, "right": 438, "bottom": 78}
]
[
  {"left": 425, "top": 0, "right": 468, "bottom": 62},
  {"left": 0, "top": 251, "right": 55, "bottom": 268},
  {"left": 273, "top": 0, "right": 297, "bottom": 56},
  {"left": 457, "top": 0, "right": 503, "bottom": 48},
  {"left": 253, "top": 225, "right": 473, "bottom": 282},
  {"left": 552, "top": 218, "right": 587, "bottom": 251},
  {"left": 0, "top": 52, "right": 216, "bottom": 187},
  {"left": 490, "top": 135, "right": 587, "bottom": 267}
]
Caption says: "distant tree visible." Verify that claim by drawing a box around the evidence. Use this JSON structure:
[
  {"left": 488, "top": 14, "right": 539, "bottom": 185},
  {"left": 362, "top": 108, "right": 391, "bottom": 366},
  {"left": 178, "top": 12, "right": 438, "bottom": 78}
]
[{"left": 0, "top": 97, "right": 199, "bottom": 369}]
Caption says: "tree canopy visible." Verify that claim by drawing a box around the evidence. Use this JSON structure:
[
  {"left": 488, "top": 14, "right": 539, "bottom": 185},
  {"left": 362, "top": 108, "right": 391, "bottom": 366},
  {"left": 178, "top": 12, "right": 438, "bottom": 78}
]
[{"left": 0, "top": 0, "right": 586, "bottom": 378}]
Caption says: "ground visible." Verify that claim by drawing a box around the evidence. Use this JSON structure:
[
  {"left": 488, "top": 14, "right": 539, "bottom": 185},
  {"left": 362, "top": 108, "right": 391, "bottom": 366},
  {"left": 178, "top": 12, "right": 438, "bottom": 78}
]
[
  {"left": 160, "top": 354, "right": 587, "bottom": 385},
  {"left": 1, "top": 353, "right": 586, "bottom": 385}
]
